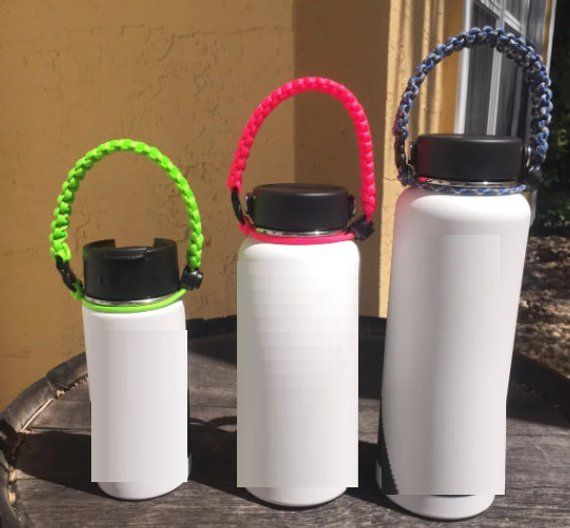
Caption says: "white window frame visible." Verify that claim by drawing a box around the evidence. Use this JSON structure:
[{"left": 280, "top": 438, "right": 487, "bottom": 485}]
[{"left": 454, "top": 0, "right": 531, "bottom": 134}]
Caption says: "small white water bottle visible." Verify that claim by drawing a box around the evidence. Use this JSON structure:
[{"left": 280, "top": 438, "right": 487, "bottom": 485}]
[
  {"left": 49, "top": 140, "right": 204, "bottom": 500},
  {"left": 376, "top": 28, "right": 552, "bottom": 520},
  {"left": 227, "top": 78, "right": 377, "bottom": 507}
]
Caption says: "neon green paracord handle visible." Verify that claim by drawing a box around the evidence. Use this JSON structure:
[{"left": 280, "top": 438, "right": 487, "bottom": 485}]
[{"left": 49, "top": 139, "right": 204, "bottom": 312}]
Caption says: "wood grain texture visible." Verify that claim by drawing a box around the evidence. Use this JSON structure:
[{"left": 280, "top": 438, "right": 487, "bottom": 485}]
[{"left": 2, "top": 332, "right": 569, "bottom": 527}]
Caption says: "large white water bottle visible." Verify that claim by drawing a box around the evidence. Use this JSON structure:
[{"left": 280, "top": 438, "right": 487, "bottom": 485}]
[
  {"left": 49, "top": 140, "right": 204, "bottom": 500},
  {"left": 227, "top": 78, "right": 377, "bottom": 507},
  {"left": 378, "top": 134, "right": 532, "bottom": 519},
  {"left": 376, "top": 28, "right": 552, "bottom": 520}
]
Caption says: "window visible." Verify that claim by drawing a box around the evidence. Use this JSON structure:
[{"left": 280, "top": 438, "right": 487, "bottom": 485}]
[{"left": 455, "top": 0, "right": 551, "bottom": 138}]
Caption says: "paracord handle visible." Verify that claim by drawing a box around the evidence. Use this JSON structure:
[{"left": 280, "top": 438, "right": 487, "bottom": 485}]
[
  {"left": 227, "top": 77, "right": 376, "bottom": 238},
  {"left": 50, "top": 139, "right": 204, "bottom": 298},
  {"left": 394, "top": 27, "right": 552, "bottom": 189}
]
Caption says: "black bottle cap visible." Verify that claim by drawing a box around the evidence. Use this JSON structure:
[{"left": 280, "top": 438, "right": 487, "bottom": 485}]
[
  {"left": 83, "top": 238, "right": 180, "bottom": 302},
  {"left": 247, "top": 183, "right": 352, "bottom": 233},
  {"left": 413, "top": 134, "right": 524, "bottom": 182}
]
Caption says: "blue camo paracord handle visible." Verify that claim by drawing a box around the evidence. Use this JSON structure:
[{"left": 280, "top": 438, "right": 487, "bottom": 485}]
[{"left": 394, "top": 26, "right": 553, "bottom": 196}]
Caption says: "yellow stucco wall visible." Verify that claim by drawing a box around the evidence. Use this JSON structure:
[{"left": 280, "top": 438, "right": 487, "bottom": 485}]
[
  {"left": 292, "top": 0, "right": 461, "bottom": 317},
  {"left": 379, "top": 0, "right": 462, "bottom": 315},
  {"left": 0, "top": 0, "right": 463, "bottom": 408},
  {"left": 293, "top": 0, "right": 389, "bottom": 316},
  {"left": 0, "top": 1, "right": 296, "bottom": 408}
]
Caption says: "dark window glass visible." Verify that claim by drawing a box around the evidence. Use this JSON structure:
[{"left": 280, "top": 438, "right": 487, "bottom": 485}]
[
  {"left": 464, "top": 0, "right": 548, "bottom": 138},
  {"left": 506, "top": 0, "right": 526, "bottom": 20},
  {"left": 496, "top": 25, "right": 524, "bottom": 135},
  {"left": 465, "top": 4, "right": 497, "bottom": 134}
]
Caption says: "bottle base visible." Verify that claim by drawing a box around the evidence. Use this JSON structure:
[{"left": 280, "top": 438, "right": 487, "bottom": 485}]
[
  {"left": 375, "top": 461, "right": 494, "bottom": 520},
  {"left": 246, "top": 486, "right": 345, "bottom": 507},
  {"left": 98, "top": 480, "right": 185, "bottom": 500},
  {"left": 387, "top": 494, "right": 494, "bottom": 520},
  {"left": 97, "top": 456, "right": 190, "bottom": 500}
]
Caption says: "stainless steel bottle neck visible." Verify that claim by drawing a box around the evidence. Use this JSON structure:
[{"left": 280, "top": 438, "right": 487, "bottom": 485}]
[
  {"left": 253, "top": 226, "right": 346, "bottom": 237},
  {"left": 419, "top": 177, "right": 520, "bottom": 189},
  {"left": 83, "top": 292, "right": 174, "bottom": 307}
]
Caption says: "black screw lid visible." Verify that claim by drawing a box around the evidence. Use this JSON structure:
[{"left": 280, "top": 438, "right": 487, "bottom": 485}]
[
  {"left": 83, "top": 238, "right": 180, "bottom": 302},
  {"left": 413, "top": 134, "right": 524, "bottom": 182},
  {"left": 246, "top": 183, "right": 353, "bottom": 233}
]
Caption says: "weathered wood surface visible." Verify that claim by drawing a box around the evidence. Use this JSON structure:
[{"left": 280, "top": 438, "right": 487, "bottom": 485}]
[{"left": 1, "top": 331, "right": 569, "bottom": 528}]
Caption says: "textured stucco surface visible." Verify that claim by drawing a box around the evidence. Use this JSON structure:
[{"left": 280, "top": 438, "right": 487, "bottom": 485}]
[
  {"left": 0, "top": 0, "right": 295, "bottom": 407},
  {"left": 379, "top": 0, "right": 461, "bottom": 315},
  {"left": 295, "top": 0, "right": 461, "bottom": 316},
  {"left": 0, "top": 0, "right": 462, "bottom": 408},
  {"left": 293, "top": 0, "right": 387, "bottom": 317}
]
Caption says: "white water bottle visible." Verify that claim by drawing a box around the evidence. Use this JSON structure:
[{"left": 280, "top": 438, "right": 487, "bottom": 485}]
[
  {"left": 83, "top": 239, "right": 190, "bottom": 500},
  {"left": 227, "top": 78, "right": 377, "bottom": 507},
  {"left": 49, "top": 140, "right": 204, "bottom": 500},
  {"left": 376, "top": 28, "right": 552, "bottom": 520},
  {"left": 377, "top": 134, "right": 532, "bottom": 519}
]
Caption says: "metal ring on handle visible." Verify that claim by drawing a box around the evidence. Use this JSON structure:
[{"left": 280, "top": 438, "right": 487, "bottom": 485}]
[
  {"left": 227, "top": 77, "right": 377, "bottom": 240},
  {"left": 393, "top": 26, "right": 553, "bottom": 195},
  {"left": 49, "top": 139, "right": 204, "bottom": 301}
]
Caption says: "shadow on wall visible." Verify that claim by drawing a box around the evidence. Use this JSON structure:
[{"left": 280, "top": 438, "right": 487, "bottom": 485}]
[
  {"left": 292, "top": 0, "right": 460, "bottom": 316},
  {"left": 293, "top": 0, "right": 388, "bottom": 316}
]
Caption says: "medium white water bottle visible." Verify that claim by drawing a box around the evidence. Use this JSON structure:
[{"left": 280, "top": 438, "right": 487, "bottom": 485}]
[
  {"left": 227, "top": 78, "right": 377, "bottom": 507},
  {"left": 376, "top": 28, "right": 552, "bottom": 520},
  {"left": 49, "top": 140, "right": 204, "bottom": 500}
]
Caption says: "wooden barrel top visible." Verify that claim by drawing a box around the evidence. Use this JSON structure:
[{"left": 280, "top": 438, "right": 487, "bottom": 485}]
[{"left": 1, "top": 324, "right": 569, "bottom": 527}]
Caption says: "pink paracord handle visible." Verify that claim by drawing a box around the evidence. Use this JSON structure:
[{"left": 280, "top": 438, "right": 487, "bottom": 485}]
[{"left": 227, "top": 77, "right": 377, "bottom": 240}]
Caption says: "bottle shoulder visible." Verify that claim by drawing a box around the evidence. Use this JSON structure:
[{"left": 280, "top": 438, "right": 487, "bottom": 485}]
[
  {"left": 82, "top": 299, "right": 186, "bottom": 320},
  {"left": 238, "top": 236, "right": 360, "bottom": 262},
  {"left": 396, "top": 187, "right": 531, "bottom": 223}
]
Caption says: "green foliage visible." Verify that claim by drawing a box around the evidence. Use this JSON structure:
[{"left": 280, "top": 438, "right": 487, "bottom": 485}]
[{"left": 537, "top": 0, "right": 570, "bottom": 232}]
